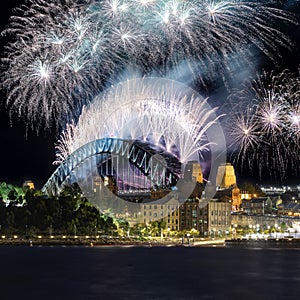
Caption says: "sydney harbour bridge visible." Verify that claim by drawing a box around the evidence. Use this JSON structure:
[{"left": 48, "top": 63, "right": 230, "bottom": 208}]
[
  {"left": 42, "top": 137, "right": 182, "bottom": 202},
  {"left": 41, "top": 78, "right": 227, "bottom": 222}
]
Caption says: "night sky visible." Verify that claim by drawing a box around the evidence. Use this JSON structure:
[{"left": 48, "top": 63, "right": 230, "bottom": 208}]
[
  {"left": 0, "top": 1, "right": 299, "bottom": 189},
  {"left": 0, "top": 1, "right": 57, "bottom": 188}
]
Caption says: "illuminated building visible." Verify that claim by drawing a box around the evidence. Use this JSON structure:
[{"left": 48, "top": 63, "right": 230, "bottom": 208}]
[
  {"left": 141, "top": 197, "right": 180, "bottom": 231},
  {"left": 278, "top": 202, "right": 300, "bottom": 216},
  {"left": 207, "top": 200, "right": 232, "bottom": 237},
  {"left": 241, "top": 197, "right": 272, "bottom": 214},
  {"left": 240, "top": 191, "right": 252, "bottom": 200},
  {"left": 232, "top": 185, "right": 241, "bottom": 211},
  {"left": 184, "top": 161, "right": 203, "bottom": 183},
  {"left": 179, "top": 198, "right": 231, "bottom": 236},
  {"left": 179, "top": 199, "right": 201, "bottom": 231},
  {"left": 23, "top": 180, "right": 35, "bottom": 190},
  {"left": 216, "top": 163, "right": 236, "bottom": 190}
]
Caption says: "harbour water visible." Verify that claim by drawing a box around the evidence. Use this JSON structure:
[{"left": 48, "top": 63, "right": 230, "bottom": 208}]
[{"left": 1, "top": 246, "right": 300, "bottom": 299}]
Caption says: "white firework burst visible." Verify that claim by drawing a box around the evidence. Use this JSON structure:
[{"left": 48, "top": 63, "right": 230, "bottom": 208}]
[
  {"left": 54, "top": 77, "right": 223, "bottom": 167},
  {"left": 1, "top": 0, "right": 297, "bottom": 127},
  {"left": 227, "top": 68, "right": 300, "bottom": 179}
]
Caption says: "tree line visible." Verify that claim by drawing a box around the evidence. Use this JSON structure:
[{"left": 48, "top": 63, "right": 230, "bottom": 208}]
[{"left": 0, "top": 183, "right": 121, "bottom": 236}]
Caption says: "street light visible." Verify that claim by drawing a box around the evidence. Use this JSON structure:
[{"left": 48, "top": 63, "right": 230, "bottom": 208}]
[
  {"left": 232, "top": 224, "right": 237, "bottom": 238},
  {"left": 186, "top": 233, "right": 190, "bottom": 245},
  {"left": 274, "top": 223, "right": 278, "bottom": 237},
  {"left": 256, "top": 224, "right": 260, "bottom": 233},
  {"left": 49, "top": 224, "right": 53, "bottom": 237}
]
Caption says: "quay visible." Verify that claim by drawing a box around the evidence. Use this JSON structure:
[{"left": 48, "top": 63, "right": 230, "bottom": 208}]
[{"left": 225, "top": 238, "right": 300, "bottom": 248}]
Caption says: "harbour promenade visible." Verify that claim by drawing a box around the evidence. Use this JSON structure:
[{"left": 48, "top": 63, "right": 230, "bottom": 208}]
[
  {"left": 0, "top": 236, "right": 226, "bottom": 247},
  {"left": 226, "top": 237, "right": 300, "bottom": 248}
]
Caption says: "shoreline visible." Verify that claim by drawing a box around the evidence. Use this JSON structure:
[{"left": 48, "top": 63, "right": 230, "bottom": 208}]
[
  {"left": 7, "top": 237, "right": 300, "bottom": 248},
  {"left": 0, "top": 237, "right": 226, "bottom": 247},
  {"left": 226, "top": 237, "right": 300, "bottom": 248}
]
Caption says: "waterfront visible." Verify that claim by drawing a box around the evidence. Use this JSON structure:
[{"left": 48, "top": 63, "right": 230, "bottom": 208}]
[
  {"left": 1, "top": 246, "right": 300, "bottom": 299},
  {"left": 0, "top": 236, "right": 225, "bottom": 247}
]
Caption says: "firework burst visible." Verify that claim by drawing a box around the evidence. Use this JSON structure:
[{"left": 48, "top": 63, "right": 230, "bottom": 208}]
[
  {"left": 227, "top": 69, "right": 300, "bottom": 179},
  {"left": 1, "top": 0, "right": 297, "bottom": 127},
  {"left": 54, "top": 77, "right": 223, "bottom": 167}
]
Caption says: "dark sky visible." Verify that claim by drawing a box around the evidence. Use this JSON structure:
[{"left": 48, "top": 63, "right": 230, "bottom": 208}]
[
  {"left": 0, "top": 1, "right": 299, "bottom": 189},
  {"left": 0, "top": 1, "right": 57, "bottom": 188}
]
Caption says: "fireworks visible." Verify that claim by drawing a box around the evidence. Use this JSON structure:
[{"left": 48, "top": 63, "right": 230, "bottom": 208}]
[
  {"left": 1, "top": 0, "right": 297, "bottom": 127},
  {"left": 227, "top": 69, "right": 300, "bottom": 179},
  {"left": 54, "top": 77, "right": 223, "bottom": 167},
  {"left": 1, "top": 0, "right": 299, "bottom": 182}
]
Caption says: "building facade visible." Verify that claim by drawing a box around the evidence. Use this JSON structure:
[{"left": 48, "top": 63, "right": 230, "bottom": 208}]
[
  {"left": 242, "top": 197, "right": 272, "bottom": 215},
  {"left": 179, "top": 198, "right": 232, "bottom": 236},
  {"left": 207, "top": 200, "right": 232, "bottom": 236},
  {"left": 184, "top": 161, "right": 203, "bottom": 184},
  {"left": 216, "top": 163, "right": 236, "bottom": 190},
  {"left": 277, "top": 202, "right": 300, "bottom": 217},
  {"left": 232, "top": 185, "right": 241, "bottom": 211},
  {"left": 140, "top": 197, "right": 180, "bottom": 231},
  {"left": 23, "top": 180, "right": 35, "bottom": 190}
]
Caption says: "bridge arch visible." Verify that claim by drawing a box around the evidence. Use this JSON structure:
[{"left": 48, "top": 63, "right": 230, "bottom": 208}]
[{"left": 42, "top": 138, "right": 181, "bottom": 196}]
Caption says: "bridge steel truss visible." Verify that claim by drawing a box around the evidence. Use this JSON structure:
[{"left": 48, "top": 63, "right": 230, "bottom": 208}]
[{"left": 42, "top": 138, "right": 181, "bottom": 196}]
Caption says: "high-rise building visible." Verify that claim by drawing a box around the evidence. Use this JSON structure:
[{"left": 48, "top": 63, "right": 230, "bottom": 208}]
[{"left": 216, "top": 163, "right": 236, "bottom": 190}]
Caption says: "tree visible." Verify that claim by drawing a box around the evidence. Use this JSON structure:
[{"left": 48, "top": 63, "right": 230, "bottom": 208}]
[
  {"left": 280, "top": 222, "right": 287, "bottom": 232},
  {"left": 240, "top": 182, "right": 264, "bottom": 197}
]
